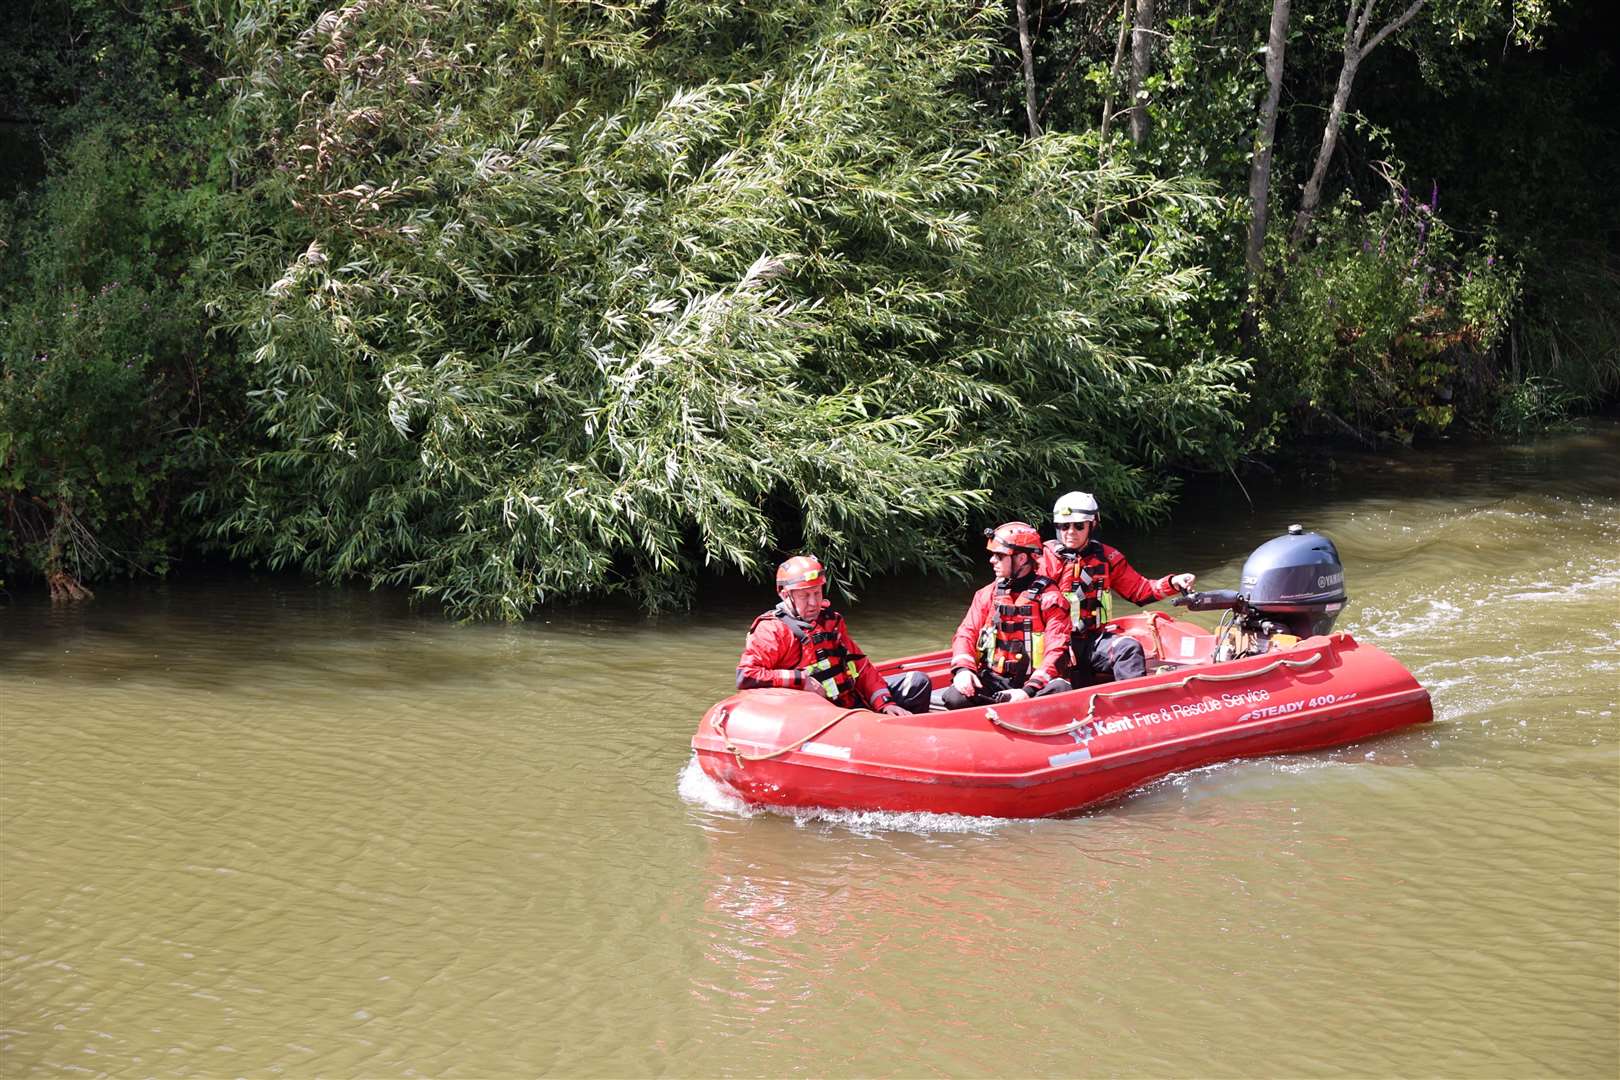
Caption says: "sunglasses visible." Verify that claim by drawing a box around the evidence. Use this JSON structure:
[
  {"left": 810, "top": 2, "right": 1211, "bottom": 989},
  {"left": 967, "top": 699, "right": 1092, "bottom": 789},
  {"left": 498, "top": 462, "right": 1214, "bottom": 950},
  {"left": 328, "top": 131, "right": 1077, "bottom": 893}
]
[{"left": 1056, "top": 521, "right": 1094, "bottom": 531}]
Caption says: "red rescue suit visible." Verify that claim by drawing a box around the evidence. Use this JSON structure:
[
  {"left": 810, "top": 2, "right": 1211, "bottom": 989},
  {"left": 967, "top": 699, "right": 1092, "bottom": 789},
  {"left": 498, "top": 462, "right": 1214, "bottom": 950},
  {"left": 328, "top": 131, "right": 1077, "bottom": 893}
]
[
  {"left": 737, "top": 601, "right": 895, "bottom": 711},
  {"left": 949, "top": 573, "right": 1072, "bottom": 693},
  {"left": 1041, "top": 538, "right": 1179, "bottom": 636}
]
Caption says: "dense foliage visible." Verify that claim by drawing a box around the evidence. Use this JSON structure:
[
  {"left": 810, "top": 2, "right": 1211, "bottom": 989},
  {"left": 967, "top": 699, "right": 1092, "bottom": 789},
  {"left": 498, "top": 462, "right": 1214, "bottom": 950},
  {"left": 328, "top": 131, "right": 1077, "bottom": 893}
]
[
  {"left": 1, "top": 0, "right": 241, "bottom": 594},
  {"left": 3, "top": 0, "right": 1615, "bottom": 612},
  {"left": 1256, "top": 187, "right": 1519, "bottom": 441}
]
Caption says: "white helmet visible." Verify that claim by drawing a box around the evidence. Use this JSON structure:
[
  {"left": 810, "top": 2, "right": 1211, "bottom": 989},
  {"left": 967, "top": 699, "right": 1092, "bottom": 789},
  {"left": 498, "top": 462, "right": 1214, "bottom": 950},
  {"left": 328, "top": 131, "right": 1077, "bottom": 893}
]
[{"left": 1052, "top": 490, "right": 1100, "bottom": 524}]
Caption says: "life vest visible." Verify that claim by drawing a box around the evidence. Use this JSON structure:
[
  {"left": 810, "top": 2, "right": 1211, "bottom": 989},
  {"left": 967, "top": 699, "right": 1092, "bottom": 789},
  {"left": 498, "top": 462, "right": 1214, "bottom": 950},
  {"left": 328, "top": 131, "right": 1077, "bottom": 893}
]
[
  {"left": 755, "top": 605, "right": 862, "bottom": 707},
  {"left": 977, "top": 576, "right": 1056, "bottom": 679},
  {"left": 1054, "top": 542, "right": 1112, "bottom": 635}
]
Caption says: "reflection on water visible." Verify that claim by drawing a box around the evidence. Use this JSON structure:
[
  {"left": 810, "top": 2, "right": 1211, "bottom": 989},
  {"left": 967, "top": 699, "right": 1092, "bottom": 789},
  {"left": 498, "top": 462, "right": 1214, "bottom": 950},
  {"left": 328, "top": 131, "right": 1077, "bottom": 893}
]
[{"left": 3, "top": 423, "right": 1618, "bottom": 1077}]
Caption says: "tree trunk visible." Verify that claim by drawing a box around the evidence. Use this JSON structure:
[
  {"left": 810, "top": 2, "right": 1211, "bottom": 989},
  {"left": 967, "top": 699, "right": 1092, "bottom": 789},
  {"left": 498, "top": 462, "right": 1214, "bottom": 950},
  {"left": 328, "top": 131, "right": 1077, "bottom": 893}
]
[
  {"left": 1246, "top": 0, "right": 1290, "bottom": 282},
  {"left": 1291, "top": 0, "right": 1428, "bottom": 244},
  {"left": 1128, "top": 0, "right": 1155, "bottom": 145},
  {"left": 1291, "top": 47, "right": 1358, "bottom": 244},
  {"left": 1099, "top": 0, "right": 1132, "bottom": 143},
  {"left": 1015, "top": 0, "right": 1040, "bottom": 138},
  {"left": 1242, "top": 0, "right": 1291, "bottom": 344}
]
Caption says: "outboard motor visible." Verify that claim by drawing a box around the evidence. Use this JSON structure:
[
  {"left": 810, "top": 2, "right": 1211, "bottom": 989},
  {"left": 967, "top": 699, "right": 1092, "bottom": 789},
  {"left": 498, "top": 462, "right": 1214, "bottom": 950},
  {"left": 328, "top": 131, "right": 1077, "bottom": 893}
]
[
  {"left": 1240, "top": 524, "right": 1347, "bottom": 639},
  {"left": 1174, "top": 525, "right": 1348, "bottom": 660}
]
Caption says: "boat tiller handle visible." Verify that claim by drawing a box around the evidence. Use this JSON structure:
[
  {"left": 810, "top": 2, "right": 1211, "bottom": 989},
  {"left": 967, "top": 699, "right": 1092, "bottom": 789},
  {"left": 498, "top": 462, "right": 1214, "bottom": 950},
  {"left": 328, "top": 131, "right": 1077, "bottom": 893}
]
[{"left": 1173, "top": 589, "right": 1241, "bottom": 612}]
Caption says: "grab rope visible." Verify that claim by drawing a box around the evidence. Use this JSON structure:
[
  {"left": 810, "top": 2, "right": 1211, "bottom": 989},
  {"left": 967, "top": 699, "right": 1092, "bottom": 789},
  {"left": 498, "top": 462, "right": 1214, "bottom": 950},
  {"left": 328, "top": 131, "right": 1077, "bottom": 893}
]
[
  {"left": 988, "top": 650, "right": 1325, "bottom": 737},
  {"left": 710, "top": 703, "right": 866, "bottom": 765},
  {"left": 1144, "top": 610, "right": 1169, "bottom": 660}
]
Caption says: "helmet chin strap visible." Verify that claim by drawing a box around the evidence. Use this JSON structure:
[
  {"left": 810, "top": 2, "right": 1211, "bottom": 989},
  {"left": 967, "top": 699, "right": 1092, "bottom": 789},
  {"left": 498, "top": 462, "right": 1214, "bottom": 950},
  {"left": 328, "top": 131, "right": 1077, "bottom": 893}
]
[
  {"left": 999, "top": 554, "right": 1036, "bottom": 583},
  {"left": 779, "top": 591, "right": 809, "bottom": 619}
]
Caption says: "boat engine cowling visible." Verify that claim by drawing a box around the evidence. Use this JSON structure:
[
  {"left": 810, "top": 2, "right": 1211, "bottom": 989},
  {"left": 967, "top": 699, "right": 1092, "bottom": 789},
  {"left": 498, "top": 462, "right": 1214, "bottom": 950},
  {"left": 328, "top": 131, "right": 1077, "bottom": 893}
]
[{"left": 1239, "top": 524, "right": 1347, "bottom": 639}]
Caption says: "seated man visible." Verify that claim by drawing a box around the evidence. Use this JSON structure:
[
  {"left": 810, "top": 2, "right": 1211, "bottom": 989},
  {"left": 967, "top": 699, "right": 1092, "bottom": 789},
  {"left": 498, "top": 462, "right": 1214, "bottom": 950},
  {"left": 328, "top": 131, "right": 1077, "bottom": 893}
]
[
  {"left": 939, "top": 522, "right": 1073, "bottom": 709},
  {"left": 1041, "top": 490, "right": 1197, "bottom": 684},
  {"left": 737, "top": 555, "right": 930, "bottom": 715}
]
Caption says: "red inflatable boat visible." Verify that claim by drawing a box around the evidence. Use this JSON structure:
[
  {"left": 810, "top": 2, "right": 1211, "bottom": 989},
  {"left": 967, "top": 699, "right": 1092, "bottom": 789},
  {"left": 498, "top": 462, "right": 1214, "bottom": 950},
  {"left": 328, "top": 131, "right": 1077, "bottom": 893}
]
[{"left": 692, "top": 611, "right": 1432, "bottom": 818}]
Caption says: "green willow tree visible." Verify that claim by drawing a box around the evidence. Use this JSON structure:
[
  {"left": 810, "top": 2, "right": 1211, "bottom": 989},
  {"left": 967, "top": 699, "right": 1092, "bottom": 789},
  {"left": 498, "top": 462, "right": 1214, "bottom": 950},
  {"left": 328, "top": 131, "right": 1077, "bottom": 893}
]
[{"left": 200, "top": 0, "right": 1243, "bottom": 615}]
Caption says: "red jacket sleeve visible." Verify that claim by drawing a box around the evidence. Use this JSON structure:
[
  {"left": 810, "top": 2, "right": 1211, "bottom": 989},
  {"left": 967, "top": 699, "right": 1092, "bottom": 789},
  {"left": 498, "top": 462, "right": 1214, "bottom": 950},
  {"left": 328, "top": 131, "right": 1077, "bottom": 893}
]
[
  {"left": 950, "top": 584, "right": 994, "bottom": 673},
  {"left": 1041, "top": 541, "right": 1091, "bottom": 602},
  {"left": 1039, "top": 541, "right": 1068, "bottom": 585},
  {"left": 1104, "top": 545, "right": 1177, "bottom": 606},
  {"left": 736, "top": 617, "right": 807, "bottom": 691}
]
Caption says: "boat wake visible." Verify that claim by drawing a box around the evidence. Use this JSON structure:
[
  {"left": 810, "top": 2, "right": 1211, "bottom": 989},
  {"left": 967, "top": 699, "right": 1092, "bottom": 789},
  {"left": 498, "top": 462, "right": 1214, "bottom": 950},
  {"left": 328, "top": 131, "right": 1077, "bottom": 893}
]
[
  {"left": 677, "top": 756, "right": 1011, "bottom": 834},
  {"left": 677, "top": 755, "right": 758, "bottom": 816},
  {"left": 676, "top": 755, "right": 1370, "bottom": 831}
]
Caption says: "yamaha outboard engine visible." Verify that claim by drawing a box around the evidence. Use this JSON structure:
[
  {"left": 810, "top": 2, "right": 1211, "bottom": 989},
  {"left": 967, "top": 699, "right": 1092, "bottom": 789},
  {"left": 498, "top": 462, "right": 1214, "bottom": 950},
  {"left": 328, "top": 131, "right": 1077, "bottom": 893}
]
[
  {"left": 1239, "top": 524, "right": 1347, "bottom": 639},
  {"left": 1174, "top": 524, "right": 1348, "bottom": 658}
]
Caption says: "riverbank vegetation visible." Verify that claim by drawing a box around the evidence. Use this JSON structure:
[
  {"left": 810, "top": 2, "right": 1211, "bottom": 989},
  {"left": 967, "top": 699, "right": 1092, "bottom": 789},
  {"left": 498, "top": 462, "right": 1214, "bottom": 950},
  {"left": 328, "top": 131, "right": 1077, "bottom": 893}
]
[{"left": 4, "top": 0, "right": 1616, "bottom": 613}]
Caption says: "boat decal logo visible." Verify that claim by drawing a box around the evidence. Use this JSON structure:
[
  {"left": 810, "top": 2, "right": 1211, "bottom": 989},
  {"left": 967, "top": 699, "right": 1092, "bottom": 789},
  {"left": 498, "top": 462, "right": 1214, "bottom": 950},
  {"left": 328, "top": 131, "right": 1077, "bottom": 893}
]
[
  {"left": 1072, "top": 689, "right": 1291, "bottom": 737},
  {"left": 1237, "top": 691, "right": 1354, "bottom": 723},
  {"left": 800, "top": 741, "right": 852, "bottom": 760},
  {"left": 1104, "top": 691, "right": 1260, "bottom": 733}
]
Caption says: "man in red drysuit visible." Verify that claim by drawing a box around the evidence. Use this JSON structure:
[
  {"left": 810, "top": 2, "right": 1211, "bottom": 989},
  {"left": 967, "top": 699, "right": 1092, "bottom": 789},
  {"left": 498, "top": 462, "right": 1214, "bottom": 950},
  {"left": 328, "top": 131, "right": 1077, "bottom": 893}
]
[
  {"left": 1040, "top": 490, "right": 1197, "bottom": 683},
  {"left": 938, "top": 522, "right": 1074, "bottom": 710},
  {"left": 736, "top": 555, "right": 930, "bottom": 714}
]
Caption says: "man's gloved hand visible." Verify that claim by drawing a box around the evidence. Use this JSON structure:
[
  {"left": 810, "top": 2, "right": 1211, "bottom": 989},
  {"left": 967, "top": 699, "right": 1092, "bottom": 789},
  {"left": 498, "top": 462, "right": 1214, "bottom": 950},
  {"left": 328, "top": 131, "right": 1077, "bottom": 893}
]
[
  {"left": 879, "top": 703, "right": 909, "bottom": 717},
  {"left": 1170, "top": 572, "right": 1197, "bottom": 594},
  {"left": 952, "top": 669, "right": 981, "bottom": 697},
  {"left": 995, "top": 688, "right": 1030, "bottom": 704},
  {"left": 802, "top": 674, "right": 830, "bottom": 698}
]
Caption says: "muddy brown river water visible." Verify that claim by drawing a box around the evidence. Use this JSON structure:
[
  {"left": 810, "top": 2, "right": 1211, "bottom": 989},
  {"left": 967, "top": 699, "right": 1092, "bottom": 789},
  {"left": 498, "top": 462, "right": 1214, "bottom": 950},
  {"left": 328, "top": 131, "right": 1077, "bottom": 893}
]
[{"left": 2, "top": 423, "right": 1617, "bottom": 1077}]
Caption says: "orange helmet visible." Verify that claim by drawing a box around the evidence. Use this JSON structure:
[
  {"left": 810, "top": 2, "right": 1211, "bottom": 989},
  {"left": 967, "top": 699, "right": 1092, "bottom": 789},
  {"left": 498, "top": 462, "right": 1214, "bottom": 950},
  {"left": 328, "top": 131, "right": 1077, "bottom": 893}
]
[
  {"left": 984, "top": 522, "right": 1042, "bottom": 555},
  {"left": 775, "top": 555, "right": 827, "bottom": 593}
]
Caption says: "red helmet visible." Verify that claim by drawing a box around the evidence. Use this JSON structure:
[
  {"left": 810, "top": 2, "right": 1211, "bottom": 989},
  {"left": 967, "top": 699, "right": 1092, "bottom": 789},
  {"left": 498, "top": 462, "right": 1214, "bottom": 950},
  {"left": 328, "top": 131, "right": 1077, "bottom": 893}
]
[
  {"left": 775, "top": 555, "right": 827, "bottom": 592},
  {"left": 984, "top": 521, "right": 1042, "bottom": 555}
]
